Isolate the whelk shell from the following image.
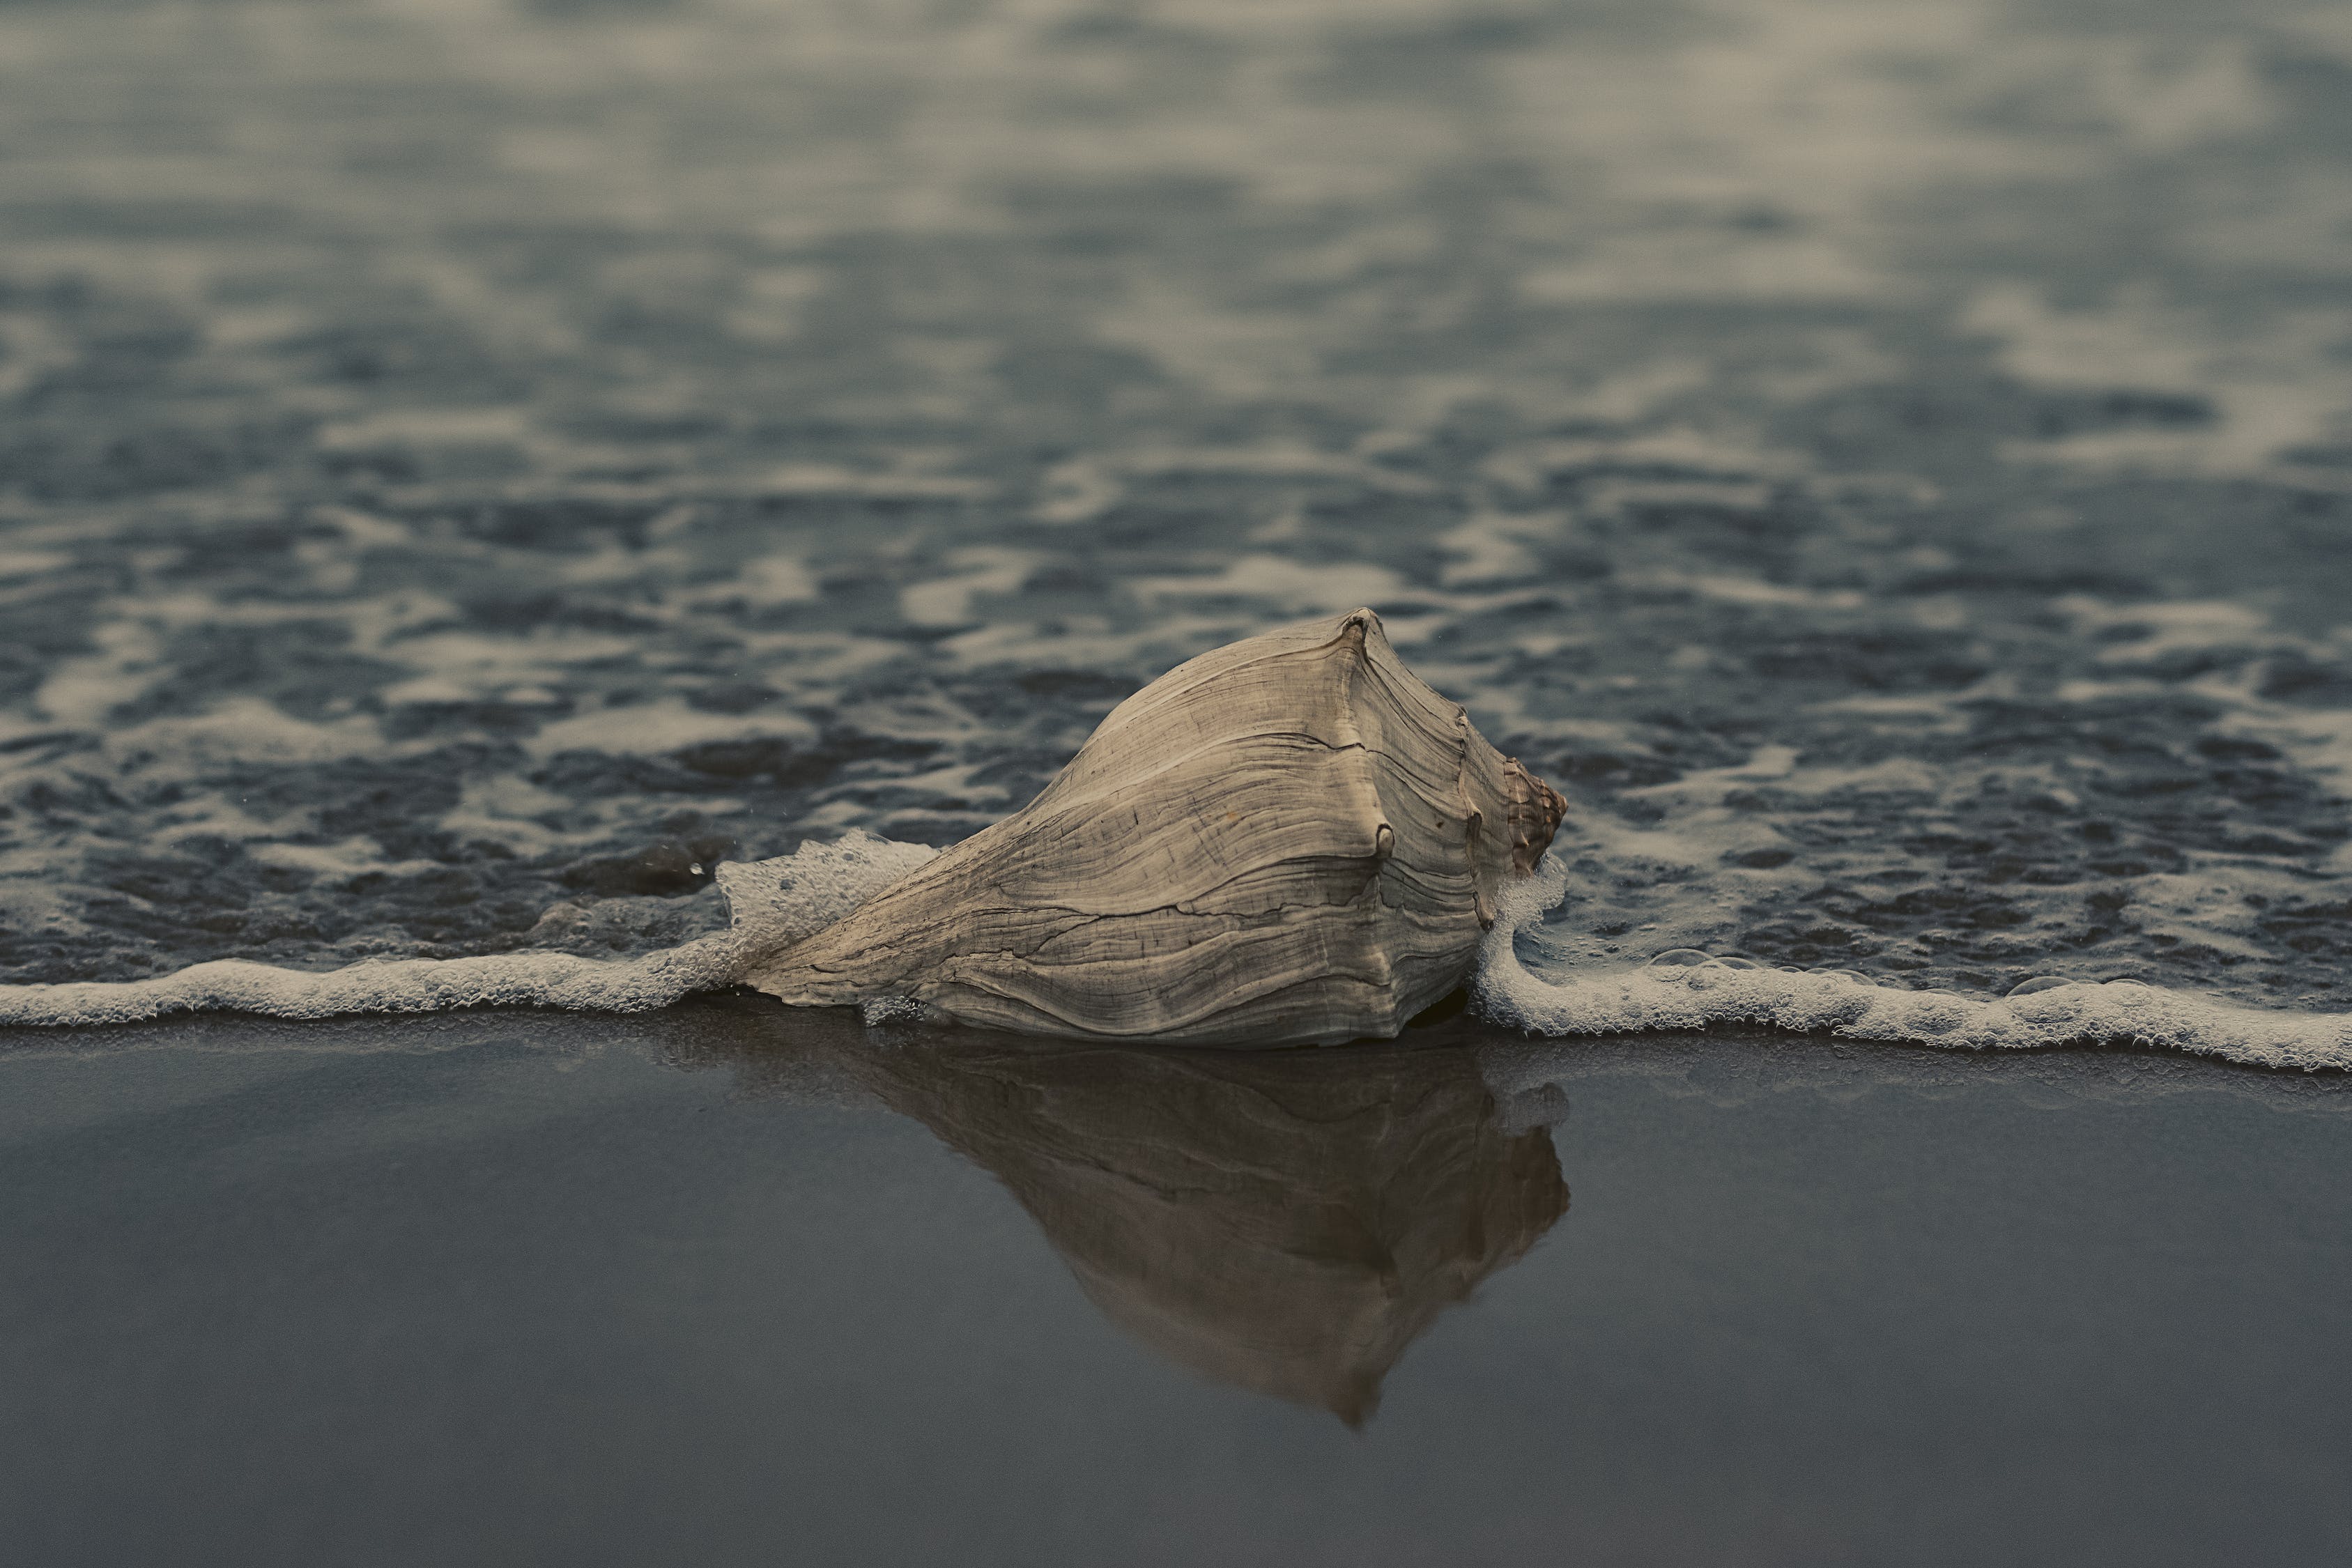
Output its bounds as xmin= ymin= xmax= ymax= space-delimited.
xmin=746 ymin=608 xmax=1567 ymax=1045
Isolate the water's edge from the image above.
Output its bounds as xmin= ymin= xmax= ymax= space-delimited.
xmin=8 ymin=836 xmax=2346 ymax=1073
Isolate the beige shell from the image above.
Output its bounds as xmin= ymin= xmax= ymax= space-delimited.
xmin=746 ymin=608 xmax=1567 ymax=1046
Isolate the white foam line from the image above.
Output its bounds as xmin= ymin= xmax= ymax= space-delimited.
xmin=0 ymin=832 xmax=937 ymax=1031
xmin=1472 ymin=857 xmax=2352 ymax=1074
xmin=9 ymin=835 xmax=2350 ymax=1070
xmin=0 ymin=941 xmax=744 ymax=1029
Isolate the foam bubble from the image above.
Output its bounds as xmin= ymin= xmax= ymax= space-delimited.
xmin=1471 ymin=855 xmax=2352 ymax=1073
xmin=0 ymin=832 xmax=936 ymax=1029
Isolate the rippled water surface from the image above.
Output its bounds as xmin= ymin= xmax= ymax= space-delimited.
xmin=3 ymin=0 xmax=2349 ymax=1015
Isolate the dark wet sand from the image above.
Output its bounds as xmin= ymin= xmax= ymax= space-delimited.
xmin=6 ymin=1005 xmax=2348 ymax=1567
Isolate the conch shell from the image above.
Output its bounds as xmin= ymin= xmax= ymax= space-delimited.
xmin=746 ymin=608 xmax=1566 ymax=1045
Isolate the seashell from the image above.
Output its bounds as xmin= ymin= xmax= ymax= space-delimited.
xmin=745 ymin=608 xmax=1567 ymax=1045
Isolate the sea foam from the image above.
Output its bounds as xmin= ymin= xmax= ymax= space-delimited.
xmin=0 ymin=832 xmax=936 ymax=1029
xmin=6 ymin=835 xmax=2351 ymax=1072
xmin=1472 ymin=855 xmax=2352 ymax=1073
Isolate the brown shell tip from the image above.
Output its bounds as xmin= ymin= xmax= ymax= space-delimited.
xmin=1502 ymin=758 xmax=1567 ymax=875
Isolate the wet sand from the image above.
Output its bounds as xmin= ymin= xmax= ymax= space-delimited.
xmin=6 ymin=1005 xmax=2348 ymax=1567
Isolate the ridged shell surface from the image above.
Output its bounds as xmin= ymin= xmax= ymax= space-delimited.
xmin=745 ymin=608 xmax=1565 ymax=1045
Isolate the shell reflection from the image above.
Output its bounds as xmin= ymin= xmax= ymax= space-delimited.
xmin=703 ymin=1017 xmax=1567 ymax=1427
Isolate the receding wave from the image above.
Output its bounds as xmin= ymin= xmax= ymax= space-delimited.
xmin=1473 ymin=857 xmax=2352 ymax=1073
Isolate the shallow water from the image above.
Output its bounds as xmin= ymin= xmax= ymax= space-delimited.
xmin=1 ymin=0 xmax=2349 ymax=1038
xmin=6 ymin=1005 xmax=2351 ymax=1566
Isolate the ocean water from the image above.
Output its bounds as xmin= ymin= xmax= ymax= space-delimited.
xmin=8 ymin=3 xmax=2352 ymax=1071
xmin=4 ymin=0 xmax=2351 ymax=1063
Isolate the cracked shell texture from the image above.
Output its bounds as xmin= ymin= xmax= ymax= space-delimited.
xmin=746 ymin=609 xmax=1559 ymax=1045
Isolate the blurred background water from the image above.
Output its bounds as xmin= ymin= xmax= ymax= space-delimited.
xmin=1 ymin=0 xmax=2349 ymax=1009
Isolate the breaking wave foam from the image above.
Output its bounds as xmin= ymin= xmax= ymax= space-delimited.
xmin=0 ymin=833 xmax=937 ymax=1029
xmin=1470 ymin=856 xmax=2352 ymax=1073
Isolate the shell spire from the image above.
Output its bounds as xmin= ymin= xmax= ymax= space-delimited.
xmin=746 ymin=608 xmax=1567 ymax=1046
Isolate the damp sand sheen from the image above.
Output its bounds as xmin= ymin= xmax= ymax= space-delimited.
xmin=5 ymin=610 xmax=2349 ymax=1073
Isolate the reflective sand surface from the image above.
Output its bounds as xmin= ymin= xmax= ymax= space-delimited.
xmin=6 ymin=1007 xmax=2349 ymax=1565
